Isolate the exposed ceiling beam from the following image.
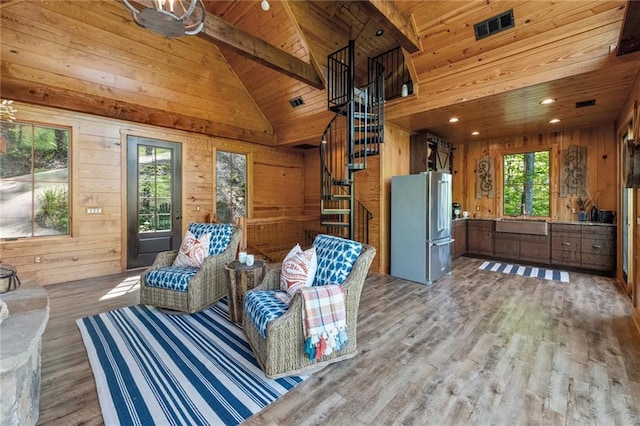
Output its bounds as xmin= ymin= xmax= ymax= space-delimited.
xmin=355 ymin=0 xmax=421 ymax=53
xmin=199 ymin=12 xmax=325 ymax=89
xmin=617 ymin=0 xmax=640 ymax=56
xmin=1 ymin=78 xmax=276 ymax=146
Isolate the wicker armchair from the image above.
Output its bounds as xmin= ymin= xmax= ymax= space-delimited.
xmin=140 ymin=223 xmax=242 ymax=314
xmin=243 ymin=237 xmax=376 ymax=378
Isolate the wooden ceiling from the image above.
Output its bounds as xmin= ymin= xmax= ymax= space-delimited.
xmin=1 ymin=0 xmax=639 ymax=146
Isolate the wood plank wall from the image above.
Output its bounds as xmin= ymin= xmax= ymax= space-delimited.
xmin=0 ymin=0 xmax=274 ymax=145
xmin=616 ymin=70 xmax=640 ymax=309
xmin=451 ymin=124 xmax=618 ymax=222
xmin=0 ymin=103 xmax=306 ymax=286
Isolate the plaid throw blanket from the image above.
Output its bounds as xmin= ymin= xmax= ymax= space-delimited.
xmin=299 ymin=285 xmax=348 ymax=360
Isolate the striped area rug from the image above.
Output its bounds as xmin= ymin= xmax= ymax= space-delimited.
xmin=77 ymin=298 xmax=306 ymax=426
xmin=479 ymin=260 xmax=570 ymax=283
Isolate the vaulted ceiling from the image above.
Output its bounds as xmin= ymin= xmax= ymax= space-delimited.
xmin=1 ymin=0 xmax=639 ymax=147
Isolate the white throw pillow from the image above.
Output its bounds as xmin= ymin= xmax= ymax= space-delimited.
xmin=280 ymin=244 xmax=317 ymax=296
xmin=173 ymin=230 xmax=211 ymax=268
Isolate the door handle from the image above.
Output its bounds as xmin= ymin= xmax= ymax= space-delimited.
xmin=561 ymin=242 xmax=571 ymax=246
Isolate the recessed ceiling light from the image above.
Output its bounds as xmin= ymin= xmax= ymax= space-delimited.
xmin=549 ymin=118 xmax=561 ymax=124
xmin=540 ymin=98 xmax=556 ymax=105
xmin=376 ymin=29 xmax=384 ymax=37
xmin=448 ymin=117 xmax=459 ymax=123
xmin=261 ymin=0 xmax=270 ymax=11
xmin=471 ymin=131 xmax=480 ymax=136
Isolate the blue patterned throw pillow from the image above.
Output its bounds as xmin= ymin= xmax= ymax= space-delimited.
xmin=187 ymin=223 xmax=234 ymax=256
xmin=312 ymin=234 xmax=362 ymax=286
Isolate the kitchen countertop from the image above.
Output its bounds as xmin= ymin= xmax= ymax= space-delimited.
xmin=454 ymin=217 xmax=616 ymax=226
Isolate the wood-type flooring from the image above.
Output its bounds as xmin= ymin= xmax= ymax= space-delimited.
xmin=37 ymin=257 xmax=640 ymax=425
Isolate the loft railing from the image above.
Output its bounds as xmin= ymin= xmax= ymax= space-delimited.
xmin=369 ymin=46 xmax=411 ymax=100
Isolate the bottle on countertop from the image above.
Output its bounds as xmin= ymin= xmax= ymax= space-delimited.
xmin=590 ymin=205 xmax=598 ymax=222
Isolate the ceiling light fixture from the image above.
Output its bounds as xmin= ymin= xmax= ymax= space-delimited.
xmin=448 ymin=117 xmax=459 ymax=123
xmin=471 ymin=131 xmax=480 ymax=136
xmin=121 ymin=0 xmax=206 ymax=38
xmin=376 ymin=29 xmax=384 ymax=37
xmin=261 ymin=0 xmax=270 ymax=11
xmin=549 ymin=118 xmax=561 ymax=124
xmin=540 ymin=98 xmax=556 ymax=105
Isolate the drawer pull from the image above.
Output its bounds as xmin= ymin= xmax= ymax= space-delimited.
xmin=592 ymin=244 xmax=603 ymax=249
xmin=561 ymin=242 xmax=571 ymax=246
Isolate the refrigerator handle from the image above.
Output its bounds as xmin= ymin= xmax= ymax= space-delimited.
xmin=432 ymin=238 xmax=455 ymax=246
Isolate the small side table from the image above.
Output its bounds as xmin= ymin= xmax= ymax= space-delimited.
xmin=225 ymin=260 xmax=266 ymax=323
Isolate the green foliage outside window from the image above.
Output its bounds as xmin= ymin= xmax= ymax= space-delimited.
xmin=0 ymin=121 xmax=70 ymax=238
xmin=503 ymin=151 xmax=550 ymax=217
xmin=216 ymin=151 xmax=246 ymax=223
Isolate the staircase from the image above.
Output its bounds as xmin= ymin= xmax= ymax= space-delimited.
xmin=320 ymin=40 xmax=385 ymax=242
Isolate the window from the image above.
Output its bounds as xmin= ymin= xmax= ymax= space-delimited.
xmin=138 ymin=144 xmax=173 ymax=233
xmin=216 ymin=151 xmax=246 ymax=222
xmin=0 ymin=121 xmax=70 ymax=238
xmin=503 ymin=150 xmax=550 ymax=217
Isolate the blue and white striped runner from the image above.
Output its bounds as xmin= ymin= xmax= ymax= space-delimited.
xmin=77 ymin=299 xmax=305 ymax=426
xmin=479 ymin=261 xmax=569 ymax=283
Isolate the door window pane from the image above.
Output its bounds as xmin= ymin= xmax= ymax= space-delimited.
xmin=138 ymin=145 xmax=172 ymax=233
xmin=216 ymin=151 xmax=246 ymax=223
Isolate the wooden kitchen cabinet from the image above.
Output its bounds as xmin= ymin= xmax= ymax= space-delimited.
xmin=452 ymin=220 xmax=467 ymax=259
xmin=494 ymin=232 xmax=550 ymax=264
xmin=551 ymin=223 xmax=615 ymax=273
xmin=519 ymin=234 xmax=551 ymax=264
xmin=467 ymin=220 xmax=494 ymax=257
xmin=551 ymin=224 xmax=581 ymax=268
xmin=494 ymin=232 xmax=520 ymax=259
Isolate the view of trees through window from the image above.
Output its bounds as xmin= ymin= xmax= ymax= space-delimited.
xmin=216 ymin=151 xmax=246 ymax=223
xmin=503 ymin=150 xmax=550 ymax=217
xmin=0 ymin=121 xmax=70 ymax=238
xmin=138 ymin=145 xmax=172 ymax=233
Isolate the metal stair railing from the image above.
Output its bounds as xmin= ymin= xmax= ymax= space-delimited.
xmin=321 ymin=40 xmax=384 ymax=242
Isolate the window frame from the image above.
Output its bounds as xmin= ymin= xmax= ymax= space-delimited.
xmin=0 ymin=119 xmax=73 ymax=241
xmin=214 ymin=148 xmax=250 ymax=222
xmin=498 ymin=144 xmax=556 ymax=220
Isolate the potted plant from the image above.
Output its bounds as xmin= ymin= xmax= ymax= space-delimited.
xmin=575 ymin=196 xmax=591 ymax=221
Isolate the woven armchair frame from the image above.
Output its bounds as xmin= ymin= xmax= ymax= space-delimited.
xmin=140 ymin=226 xmax=242 ymax=314
xmin=243 ymin=243 xmax=376 ymax=379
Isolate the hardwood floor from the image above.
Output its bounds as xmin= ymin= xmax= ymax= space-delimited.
xmin=38 ymin=257 xmax=640 ymax=425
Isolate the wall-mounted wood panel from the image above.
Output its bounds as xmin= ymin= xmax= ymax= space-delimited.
xmin=0 ymin=103 xmax=306 ymax=286
xmin=0 ymin=0 xmax=274 ymax=144
xmin=451 ymin=123 xmax=617 ymax=222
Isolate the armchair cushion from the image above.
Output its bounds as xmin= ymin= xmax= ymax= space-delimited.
xmin=313 ymin=234 xmax=362 ymax=286
xmin=172 ymin=230 xmax=211 ymax=268
xmin=145 ymin=266 xmax=199 ymax=292
xmin=244 ymin=291 xmax=289 ymax=338
xmin=188 ymin=223 xmax=234 ymax=256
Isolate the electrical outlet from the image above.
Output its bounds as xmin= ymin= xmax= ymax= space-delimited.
xmin=34 ymin=256 xmax=41 ymax=264
xmin=475 ymin=206 xmax=480 ymax=211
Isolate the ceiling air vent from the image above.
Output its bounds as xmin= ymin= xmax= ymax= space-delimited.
xmin=474 ymin=10 xmax=514 ymax=41
xmin=289 ymin=96 xmax=305 ymax=108
xmin=575 ymin=99 xmax=596 ymax=108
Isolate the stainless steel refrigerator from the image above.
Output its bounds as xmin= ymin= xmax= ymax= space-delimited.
xmin=390 ymin=171 xmax=453 ymax=285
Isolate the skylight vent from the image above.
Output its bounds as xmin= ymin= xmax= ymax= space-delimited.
xmin=575 ymin=99 xmax=596 ymax=108
xmin=289 ymin=96 xmax=305 ymax=108
xmin=474 ymin=10 xmax=514 ymax=40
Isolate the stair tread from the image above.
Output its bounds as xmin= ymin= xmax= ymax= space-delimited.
xmin=321 ymin=221 xmax=350 ymax=228
xmin=321 ymin=208 xmax=351 ymax=214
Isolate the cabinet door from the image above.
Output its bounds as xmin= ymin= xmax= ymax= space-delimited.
xmin=494 ymin=233 xmax=520 ymax=259
xmin=452 ymin=220 xmax=467 ymax=259
xmin=520 ymin=234 xmax=550 ymax=264
xmin=467 ymin=221 xmax=494 ymax=256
